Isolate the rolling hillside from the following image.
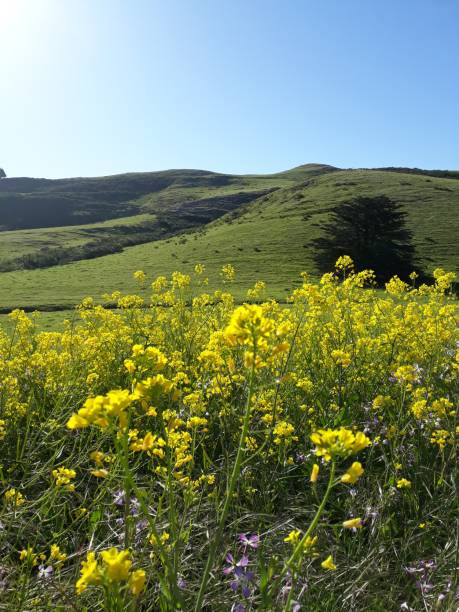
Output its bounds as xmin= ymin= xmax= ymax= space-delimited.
xmin=0 ymin=164 xmax=336 ymax=271
xmin=0 ymin=165 xmax=457 ymax=313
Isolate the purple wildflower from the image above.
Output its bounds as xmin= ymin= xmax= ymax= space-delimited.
xmin=223 ymin=553 xmax=249 ymax=575
xmin=238 ymin=533 xmax=260 ymax=549
xmin=130 ymin=497 xmax=140 ymax=516
xmin=177 ymin=575 xmax=187 ymax=589
xmin=223 ymin=553 xmax=254 ymax=598
xmin=136 ymin=519 xmax=149 ymax=534
xmin=113 ymin=490 xmax=125 ymax=506
xmin=38 ymin=565 xmax=53 ymax=579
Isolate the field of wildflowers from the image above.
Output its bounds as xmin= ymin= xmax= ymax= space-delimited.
xmin=0 ymin=258 xmax=457 ymax=611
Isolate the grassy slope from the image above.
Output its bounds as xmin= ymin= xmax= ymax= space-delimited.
xmin=0 ymin=214 xmax=155 ymax=262
xmin=0 ymin=164 xmax=334 ymax=228
xmin=0 ymin=164 xmax=335 ymax=269
xmin=0 ymin=170 xmax=226 ymax=229
xmin=0 ymin=309 xmax=77 ymax=332
xmin=0 ymin=168 xmax=457 ymax=311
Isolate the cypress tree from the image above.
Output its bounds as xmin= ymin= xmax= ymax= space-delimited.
xmin=312 ymin=195 xmax=419 ymax=283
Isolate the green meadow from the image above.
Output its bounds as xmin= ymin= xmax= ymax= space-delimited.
xmin=0 ymin=166 xmax=457 ymax=316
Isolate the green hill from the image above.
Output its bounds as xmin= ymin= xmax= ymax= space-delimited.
xmin=0 ymin=165 xmax=457 ymax=313
xmin=0 ymin=164 xmax=337 ymax=231
xmin=0 ymin=164 xmax=336 ymax=271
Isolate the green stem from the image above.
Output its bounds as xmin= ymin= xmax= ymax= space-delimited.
xmin=193 ymin=352 xmax=257 ymax=612
xmin=241 ymin=313 xmax=305 ymax=469
xmin=271 ymin=462 xmax=336 ymax=601
xmin=283 ymin=568 xmax=297 ymax=611
xmin=115 ymin=427 xmax=184 ymax=608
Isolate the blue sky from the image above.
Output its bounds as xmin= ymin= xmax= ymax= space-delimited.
xmin=1 ymin=0 xmax=458 ymax=178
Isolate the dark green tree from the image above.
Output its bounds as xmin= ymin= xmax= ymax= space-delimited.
xmin=0 ymin=168 xmax=6 ymax=179
xmin=312 ymin=195 xmax=420 ymax=284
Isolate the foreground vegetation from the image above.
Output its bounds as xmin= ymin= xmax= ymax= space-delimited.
xmin=0 ymin=259 xmax=457 ymax=610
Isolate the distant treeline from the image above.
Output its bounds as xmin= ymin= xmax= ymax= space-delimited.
xmin=377 ymin=167 xmax=459 ymax=181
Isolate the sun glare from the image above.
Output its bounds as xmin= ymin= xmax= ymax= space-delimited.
xmin=0 ymin=0 xmax=22 ymax=23
xmin=0 ymin=0 xmax=28 ymax=36
xmin=0 ymin=0 xmax=55 ymax=55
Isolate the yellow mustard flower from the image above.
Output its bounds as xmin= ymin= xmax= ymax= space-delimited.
xmin=100 ymin=548 xmax=132 ymax=582
xmin=76 ymin=551 xmax=101 ymax=594
xmin=129 ymin=569 xmax=147 ymax=596
xmin=284 ymin=529 xmax=301 ymax=545
xmin=396 ymin=478 xmax=411 ymax=489
xmin=342 ymin=517 xmax=363 ymax=529
xmin=310 ymin=463 xmax=320 ymax=483
xmin=52 ymin=467 xmax=76 ymax=491
xmin=4 ymin=488 xmax=25 ymax=507
xmin=340 ymin=462 xmax=364 ymax=484
xmin=321 ymin=555 xmax=337 ymax=570
xmin=311 ymin=428 xmax=370 ymax=461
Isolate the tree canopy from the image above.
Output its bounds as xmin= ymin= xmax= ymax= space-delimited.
xmin=312 ymin=195 xmax=419 ymax=283
xmin=0 ymin=168 xmax=6 ymax=179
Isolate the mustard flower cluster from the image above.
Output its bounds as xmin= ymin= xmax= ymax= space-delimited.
xmin=310 ymin=428 xmax=371 ymax=461
xmin=0 ymin=259 xmax=457 ymax=609
xmin=76 ymin=548 xmax=146 ymax=596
